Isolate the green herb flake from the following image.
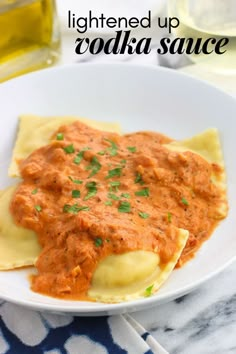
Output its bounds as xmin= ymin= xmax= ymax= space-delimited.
xmin=74 ymin=180 xmax=83 ymax=185
xmin=118 ymin=201 xmax=131 ymax=213
xmin=181 ymin=197 xmax=189 ymax=206
xmin=98 ymin=150 xmax=106 ymax=156
xmin=105 ymin=139 xmax=118 ymax=156
xmin=63 ymin=144 xmax=75 ymax=154
xmin=121 ymin=193 xmax=130 ymax=199
xmin=135 ymin=188 xmax=150 ymax=197
xmin=120 ymin=159 xmax=127 ymax=164
xmin=145 ymin=284 xmax=154 ymax=297
xmin=106 ymin=167 xmax=122 ymax=179
xmin=74 ymin=150 xmax=85 ymax=165
xmin=72 ymin=190 xmax=81 ymax=198
xmin=63 ymin=204 xmax=90 ymax=214
xmin=31 ymin=188 xmax=38 ymax=195
xmin=109 ymin=181 xmax=121 ymax=192
xmin=68 ymin=176 xmax=83 ymax=184
xmin=74 ymin=153 xmax=83 ymax=165
xmin=135 ymin=172 xmax=144 ymax=185
xmin=94 ymin=237 xmax=103 ymax=247
xmin=73 ymin=147 xmax=91 ymax=165
xmin=104 ymin=200 xmax=113 ymax=206
xmin=86 ymin=156 xmax=102 ymax=177
xmin=139 ymin=212 xmax=149 ymax=219
xmin=56 ymin=133 xmax=64 ymax=141
xmin=108 ymin=193 xmax=120 ymax=201
xmin=167 ymin=212 xmax=172 ymax=223
xmin=127 ymin=146 xmax=137 ymax=153
xmin=34 ymin=205 xmax=42 ymax=212
xmin=84 ymin=181 xmax=97 ymax=200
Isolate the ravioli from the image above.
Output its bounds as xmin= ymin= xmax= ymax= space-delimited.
xmin=88 ymin=228 xmax=188 ymax=303
xmin=0 ymin=185 xmax=41 ymax=270
xmin=164 ymin=128 xmax=227 ymax=219
xmin=9 ymin=115 xmax=121 ymax=177
xmin=2 ymin=117 xmax=227 ymax=303
xmin=3 ymin=116 xmax=121 ymax=271
xmin=165 ymin=128 xmax=224 ymax=166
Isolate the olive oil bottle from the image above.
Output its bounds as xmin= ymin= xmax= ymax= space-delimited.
xmin=168 ymin=0 xmax=236 ymax=73
xmin=0 ymin=0 xmax=60 ymax=82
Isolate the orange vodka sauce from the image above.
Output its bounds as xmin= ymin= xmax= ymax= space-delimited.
xmin=10 ymin=122 xmax=225 ymax=299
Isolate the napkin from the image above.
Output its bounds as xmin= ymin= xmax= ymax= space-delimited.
xmin=0 ymin=301 xmax=168 ymax=354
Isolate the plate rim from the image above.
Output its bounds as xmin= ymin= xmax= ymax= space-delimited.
xmin=0 ymin=258 xmax=235 ymax=316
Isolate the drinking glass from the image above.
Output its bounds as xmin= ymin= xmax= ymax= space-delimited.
xmin=0 ymin=0 xmax=60 ymax=82
xmin=168 ymin=0 xmax=236 ymax=73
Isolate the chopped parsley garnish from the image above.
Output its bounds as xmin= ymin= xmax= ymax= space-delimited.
xmin=181 ymin=197 xmax=189 ymax=206
xmin=86 ymin=156 xmax=102 ymax=177
xmin=135 ymin=172 xmax=144 ymax=185
xmin=108 ymin=193 xmax=120 ymax=201
xmin=34 ymin=205 xmax=42 ymax=212
xmin=118 ymin=201 xmax=131 ymax=213
xmin=31 ymin=188 xmax=38 ymax=195
xmin=139 ymin=212 xmax=149 ymax=219
xmin=104 ymin=200 xmax=112 ymax=206
xmin=167 ymin=212 xmax=172 ymax=223
xmin=127 ymin=146 xmax=137 ymax=153
xmin=135 ymin=188 xmax=150 ymax=197
xmin=72 ymin=190 xmax=81 ymax=198
xmin=120 ymin=159 xmax=126 ymax=164
xmin=145 ymin=284 xmax=154 ymax=297
xmin=105 ymin=139 xmax=118 ymax=156
xmin=109 ymin=181 xmax=120 ymax=192
xmin=74 ymin=152 xmax=84 ymax=165
xmin=73 ymin=147 xmax=91 ymax=165
xmin=106 ymin=167 xmax=122 ymax=179
xmin=63 ymin=204 xmax=90 ymax=214
xmin=94 ymin=237 xmax=103 ymax=247
xmin=56 ymin=133 xmax=64 ymax=141
xmin=98 ymin=150 xmax=106 ymax=155
xmin=63 ymin=144 xmax=75 ymax=154
xmin=68 ymin=176 xmax=83 ymax=184
xmin=97 ymin=140 xmax=118 ymax=157
xmin=121 ymin=193 xmax=130 ymax=199
xmin=84 ymin=181 xmax=97 ymax=200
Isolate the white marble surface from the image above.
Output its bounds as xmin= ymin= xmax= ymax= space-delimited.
xmin=131 ymin=260 xmax=236 ymax=354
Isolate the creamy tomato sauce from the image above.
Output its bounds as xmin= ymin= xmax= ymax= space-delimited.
xmin=10 ymin=122 xmax=225 ymax=299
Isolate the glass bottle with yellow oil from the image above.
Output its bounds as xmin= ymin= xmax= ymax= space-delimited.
xmin=0 ymin=0 xmax=60 ymax=82
xmin=168 ymin=0 xmax=236 ymax=73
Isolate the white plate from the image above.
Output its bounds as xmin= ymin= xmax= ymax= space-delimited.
xmin=0 ymin=63 xmax=236 ymax=316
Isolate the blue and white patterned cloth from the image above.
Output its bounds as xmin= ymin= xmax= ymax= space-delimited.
xmin=0 ymin=301 xmax=167 ymax=354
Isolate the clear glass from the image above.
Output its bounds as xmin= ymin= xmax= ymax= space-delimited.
xmin=0 ymin=0 xmax=61 ymax=82
xmin=168 ymin=0 xmax=236 ymax=73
